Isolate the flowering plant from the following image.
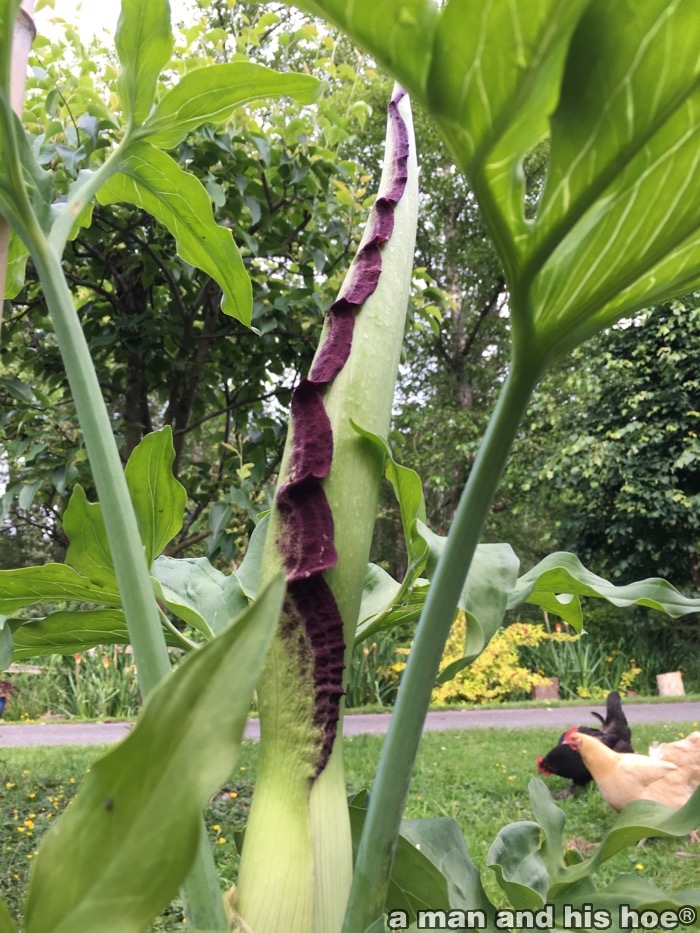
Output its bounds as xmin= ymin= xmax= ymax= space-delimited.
xmin=1 ymin=0 xmax=700 ymax=930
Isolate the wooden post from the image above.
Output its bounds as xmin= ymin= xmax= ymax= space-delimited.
xmin=532 ymin=677 xmax=559 ymax=700
xmin=0 ymin=1 xmax=36 ymax=327
xmin=656 ymin=671 xmax=685 ymax=696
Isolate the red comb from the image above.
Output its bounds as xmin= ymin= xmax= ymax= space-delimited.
xmin=563 ymin=727 xmax=580 ymax=746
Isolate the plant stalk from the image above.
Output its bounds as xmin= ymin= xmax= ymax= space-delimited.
xmin=30 ymin=236 xmax=172 ymax=694
xmin=48 ymin=132 xmax=134 ymax=253
xmin=342 ymin=356 xmax=542 ymax=932
xmin=0 ymin=0 xmax=34 ymax=328
xmin=29 ymin=236 xmax=227 ymax=931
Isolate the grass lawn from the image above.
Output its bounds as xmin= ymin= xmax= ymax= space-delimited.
xmin=1 ymin=721 xmax=699 ymax=929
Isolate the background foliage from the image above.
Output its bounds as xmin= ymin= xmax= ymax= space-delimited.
xmin=2 ymin=0 xmax=698 ymax=703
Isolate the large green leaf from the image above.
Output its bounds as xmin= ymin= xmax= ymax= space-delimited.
xmin=96 ymin=142 xmax=252 ymax=325
xmin=0 ymin=111 xmax=53 ymax=237
xmin=115 ymin=0 xmax=173 ymax=126
xmin=352 ymin=423 xmax=428 ymax=566
xmin=428 ymin=0 xmax=589 ymax=275
xmin=509 ymin=551 xmax=700 ymax=625
xmin=140 ymin=62 xmax=321 ymax=149
xmin=526 ymin=0 xmax=700 ymax=355
xmin=349 ymin=794 xmax=450 ymax=923
xmin=348 ymin=428 xmax=519 ymax=662
xmin=487 ymin=822 xmax=549 ymax=911
xmin=296 ymin=0 xmax=587 ymax=277
xmin=293 ymin=0 xmax=700 ymax=364
xmin=0 ymin=563 xmax=120 ymax=614
xmin=8 ymin=608 xmax=180 ymax=659
xmin=3 ymin=231 xmax=28 ymax=299
xmin=9 ymin=609 xmax=128 ymax=658
xmin=350 ymin=427 xmax=434 ymax=645
xmin=235 ymin=512 xmax=269 ymax=600
xmin=151 ymin=555 xmax=248 ymax=639
xmin=552 ymin=874 xmax=700 ymax=933
xmin=63 ymin=484 xmax=117 ymax=589
xmin=399 ymin=818 xmax=497 ymax=927
xmin=420 ymin=528 xmax=520 ymax=682
xmin=355 ymin=568 xmax=428 ymax=645
xmin=23 ymin=575 xmax=284 ymax=933
xmin=0 ymin=896 xmax=16 ymax=933
xmin=553 ymin=784 xmax=700 ymax=896
xmin=124 ymin=426 xmax=186 ymax=565
xmin=526 ymin=777 xmax=566 ymax=884
xmin=0 ymin=618 xmax=12 ymax=670
xmin=294 ymin=0 xmax=439 ymax=101
xmin=356 ymin=564 xmax=401 ymax=629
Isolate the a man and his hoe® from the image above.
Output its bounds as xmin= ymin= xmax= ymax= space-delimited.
xmin=386 ymin=903 xmax=698 ymax=930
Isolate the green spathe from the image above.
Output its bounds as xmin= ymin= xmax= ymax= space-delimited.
xmin=234 ymin=89 xmax=419 ymax=933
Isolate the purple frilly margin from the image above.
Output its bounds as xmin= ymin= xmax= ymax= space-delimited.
xmin=275 ymin=88 xmax=410 ymax=776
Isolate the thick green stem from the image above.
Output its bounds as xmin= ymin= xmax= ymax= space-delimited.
xmin=31 ymin=236 xmax=171 ymax=694
xmin=30 ymin=236 xmax=227 ymax=932
xmin=48 ymin=133 xmax=133 ymax=253
xmin=342 ymin=357 xmax=542 ymax=932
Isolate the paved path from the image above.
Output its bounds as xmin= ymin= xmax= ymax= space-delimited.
xmin=0 ymin=702 xmax=698 ymax=748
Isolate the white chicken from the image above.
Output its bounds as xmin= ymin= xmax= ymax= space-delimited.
xmin=563 ymin=728 xmax=700 ymax=812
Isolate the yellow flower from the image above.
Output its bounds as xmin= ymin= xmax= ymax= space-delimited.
xmin=212 ymin=824 xmax=221 ymax=832
xmin=5 ymin=782 xmax=14 ymax=789
xmin=635 ymin=863 xmax=644 ymax=870
xmin=218 ymin=838 xmax=226 ymax=845
xmin=17 ymin=827 xmax=25 ymax=833
xmin=230 ymin=792 xmax=237 ymax=799
xmin=22 ymin=770 xmax=29 ymax=775
xmin=69 ymin=778 xmax=76 ymax=784
xmin=25 ymin=820 xmax=34 ymax=830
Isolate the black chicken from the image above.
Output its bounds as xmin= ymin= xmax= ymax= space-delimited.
xmin=536 ymin=691 xmax=633 ymax=797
